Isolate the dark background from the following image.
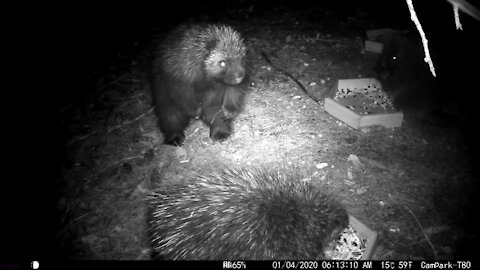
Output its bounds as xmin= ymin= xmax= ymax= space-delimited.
xmin=56 ymin=0 xmax=478 ymax=110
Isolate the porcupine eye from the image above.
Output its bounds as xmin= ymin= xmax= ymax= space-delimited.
xmin=388 ymin=55 xmax=399 ymax=70
xmin=391 ymin=55 xmax=397 ymax=63
xmin=219 ymin=60 xmax=226 ymax=68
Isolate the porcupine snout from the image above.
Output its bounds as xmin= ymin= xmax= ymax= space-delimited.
xmin=224 ymin=60 xmax=245 ymax=85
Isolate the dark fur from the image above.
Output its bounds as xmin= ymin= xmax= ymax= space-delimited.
xmin=149 ymin=24 xmax=249 ymax=146
xmin=376 ymin=34 xmax=437 ymax=113
xmin=148 ymin=167 xmax=349 ymax=260
xmin=374 ymin=33 xmax=459 ymax=125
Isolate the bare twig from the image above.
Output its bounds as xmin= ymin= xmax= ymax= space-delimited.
xmin=453 ymin=4 xmax=464 ymax=30
xmin=56 ymin=212 xmax=90 ymax=239
xmin=65 ymin=108 xmax=154 ymax=147
xmin=106 ymin=107 xmax=154 ymax=133
xmin=405 ymin=206 xmax=438 ymax=259
xmin=315 ymin=38 xmax=342 ymax=43
xmin=406 ymin=0 xmax=437 ymax=77
xmin=446 ymin=0 xmax=480 ymax=21
xmin=79 ymin=154 xmax=143 ymax=192
xmin=261 ymin=51 xmax=321 ymax=104
xmin=93 ymin=155 xmax=142 ymax=179
xmin=97 ymin=74 xmax=130 ymax=93
xmin=188 ymin=127 xmax=201 ymax=138
xmin=73 ymin=212 xmax=89 ymax=222
xmin=66 ymin=130 xmax=100 ymax=147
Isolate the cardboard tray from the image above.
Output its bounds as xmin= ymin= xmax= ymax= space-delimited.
xmin=349 ymin=215 xmax=378 ymax=260
xmin=324 ymin=78 xmax=403 ymax=129
xmin=364 ymin=28 xmax=398 ymax=53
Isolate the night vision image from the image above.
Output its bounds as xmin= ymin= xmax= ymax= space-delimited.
xmin=10 ymin=0 xmax=480 ymax=266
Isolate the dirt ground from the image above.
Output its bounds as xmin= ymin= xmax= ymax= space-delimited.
xmin=55 ymin=2 xmax=479 ymax=261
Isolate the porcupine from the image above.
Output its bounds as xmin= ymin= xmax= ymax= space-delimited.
xmin=147 ymin=167 xmax=349 ymax=260
xmin=148 ymin=23 xmax=249 ymax=146
xmin=375 ymin=33 xmax=437 ymax=110
xmin=374 ymin=32 xmax=459 ymax=125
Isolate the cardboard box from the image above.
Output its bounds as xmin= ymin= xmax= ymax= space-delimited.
xmin=365 ymin=40 xmax=383 ymax=53
xmin=324 ymin=78 xmax=403 ymax=129
xmin=349 ymin=215 xmax=378 ymax=260
xmin=364 ymin=28 xmax=398 ymax=53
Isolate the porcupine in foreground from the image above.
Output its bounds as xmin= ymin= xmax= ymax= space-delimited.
xmin=148 ymin=23 xmax=249 ymax=146
xmin=147 ymin=167 xmax=349 ymax=260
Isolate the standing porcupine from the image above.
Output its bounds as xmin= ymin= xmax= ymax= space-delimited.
xmin=147 ymin=168 xmax=349 ymax=260
xmin=149 ymin=23 xmax=249 ymax=146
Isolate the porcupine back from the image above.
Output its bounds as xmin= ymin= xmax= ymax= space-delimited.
xmin=148 ymin=167 xmax=349 ymax=260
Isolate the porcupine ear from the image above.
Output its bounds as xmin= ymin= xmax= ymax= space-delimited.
xmin=205 ymin=39 xmax=218 ymax=52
